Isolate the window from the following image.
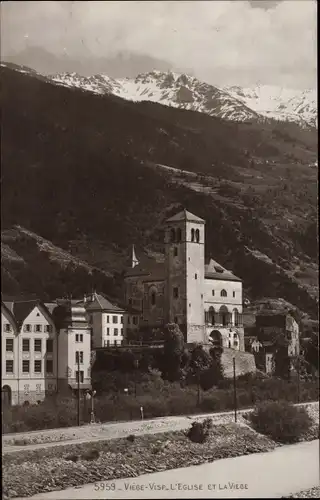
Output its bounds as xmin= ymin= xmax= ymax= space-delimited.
xmin=121 ymin=328 xmax=123 ymax=335
xmin=44 ymin=325 xmax=52 ymax=333
xmin=221 ymin=289 xmax=227 ymax=297
xmin=133 ymin=316 xmax=138 ymax=325
xmin=75 ymin=334 xmax=79 ymax=342
xmin=120 ymin=316 xmax=123 ymax=324
xmin=212 ymin=290 xmax=215 ymax=296
xmin=6 ymin=339 xmax=14 ymax=352
xmin=106 ymin=315 xmax=110 ymax=323
xmin=34 ymin=360 xmax=42 ymax=373
xmin=22 ymin=360 xmax=30 ymax=373
xmin=35 ymin=324 xmax=42 ymax=332
xmin=170 ymin=228 xmax=176 ymax=242
xmin=177 ymin=228 xmax=182 ymax=242
xmin=128 ymin=299 xmax=132 ymax=306
xmin=191 ymin=228 xmax=195 ymax=242
xmin=76 ymin=371 xmax=84 ymax=383
xmin=195 ymin=229 xmax=200 ymax=243
xmin=6 ymin=360 xmax=13 ymax=373
xmin=75 ymin=351 xmax=83 ymax=363
xmin=34 ymin=339 xmax=42 ymax=352
xmin=4 ymin=323 xmax=12 ymax=332
xmin=114 ymin=328 xmax=119 ymax=336
xmin=75 ymin=334 xmax=83 ymax=342
xmin=46 ymin=360 xmax=53 ymax=373
xmin=22 ymin=339 xmax=30 ymax=352
xmin=195 ymin=273 xmax=197 ymax=279
xmin=173 ymin=287 xmax=179 ymax=298
xmin=113 ymin=316 xmax=118 ymax=324
xmin=174 ymin=247 xmax=178 ymax=257
xmin=151 ymin=292 xmax=156 ymax=306
xmin=24 ymin=324 xmax=31 ymax=332
xmin=128 ymin=317 xmax=131 ymax=325
xmin=107 ymin=328 xmax=110 ymax=335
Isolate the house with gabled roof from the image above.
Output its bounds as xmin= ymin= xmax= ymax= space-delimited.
xmin=84 ymin=292 xmax=126 ymax=348
xmin=2 ymin=298 xmax=91 ymax=406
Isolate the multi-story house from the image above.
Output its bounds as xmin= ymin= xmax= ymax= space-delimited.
xmin=84 ymin=292 xmax=126 ymax=347
xmin=124 ymin=209 xmax=245 ymax=350
xmin=1 ymin=299 xmax=91 ymax=406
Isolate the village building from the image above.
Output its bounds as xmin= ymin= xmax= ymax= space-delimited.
xmin=1 ymin=299 xmax=91 ymax=406
xmin=124 ymin=209 xmax=245 ymax=350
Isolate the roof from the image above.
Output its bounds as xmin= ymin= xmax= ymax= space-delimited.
xmin=166 ymin=209 xmax=205 ymax=224
xmin=125 ymin=260 xmax=165 ymax=280
xmin=85 ymin=293 xmax=124 ymax=313
xmin=204 ymin=259 xmax=241 ymax=282
xmin=2 ymin=300 xmax=54 ymax=327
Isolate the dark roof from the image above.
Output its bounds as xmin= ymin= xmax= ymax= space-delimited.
xmin=85 ymin=293 xmax=124 ymax=312
xmin=3 ymin=300 xmax=53 ymax=327
xmin=204 ymin=259 xmax=241 ymax=282
xmin=166 ymin=209 xmax=205 ymax=224
xmin=125 ymin=260 xmax=165 ymax=281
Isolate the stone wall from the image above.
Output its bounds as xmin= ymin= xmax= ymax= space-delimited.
xmin=221 ymin=348 xmax=256 ymax=378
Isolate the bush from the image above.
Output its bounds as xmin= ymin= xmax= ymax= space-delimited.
xmin=249 ymin=400 xmax=312 ymax=443
xmin=186 ymin=418 xmax=213 ymax=443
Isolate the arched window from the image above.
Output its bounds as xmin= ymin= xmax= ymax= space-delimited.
xmin=151 ymin=291 xmax=156 ymax=306
xmin=177 ymin=228 xmax=182 ymax=242
xmin=233 ymin=308 xmax=240 ymax=326
xmin=170 ymin=228 xmax=176 ymax=242
xmin=221 ymin=289 xmax=227 ymax=297
xmin=191 ymin=228 xmax=195 ymax=242
xmin=195 ymin=229 xmax=200 ymax=243
xmin=219 ymin=306 xmax=229 ymax=327
xmin=209 ymin=306 xmax=215 ymax=325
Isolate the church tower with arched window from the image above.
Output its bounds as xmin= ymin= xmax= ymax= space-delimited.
xmin=164 ymin=209 xmax=206 ymax=343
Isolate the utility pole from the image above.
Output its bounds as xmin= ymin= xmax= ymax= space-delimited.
xmin=77 ymin=353 xmax=81 ymax=427
xmin=233 ymin=357 xmax=237 ymax=423
xmin=297 ymin=356 xmax=300 ymax=403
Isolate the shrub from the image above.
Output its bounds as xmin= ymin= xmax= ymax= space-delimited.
xmin=126 ymin=434 xmax=135 ymax=442
xmin=186 ymin=418 xmax=213 ymax=443
xmin=82 ymin=449 xmax=100 ymax=461
xmin=249 ymin=400 xmax=312 ymax=443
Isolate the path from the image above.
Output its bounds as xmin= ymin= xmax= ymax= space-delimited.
xmin=15 ymin=440 xmax=320 ymax=499
xmin=3 ymin=402 xmax=317 ymax=454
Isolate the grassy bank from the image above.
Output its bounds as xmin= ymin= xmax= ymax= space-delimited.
xmin=3 ymin=376 xmax=318 ymax=434
xmin=3 ymin=423 xmax=276 ymax=499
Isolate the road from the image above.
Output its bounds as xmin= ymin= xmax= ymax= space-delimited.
xmin=3 ymin=402 xmax=317 ymax=454
xmin=15 ymin=440 xmax=320 ymax=499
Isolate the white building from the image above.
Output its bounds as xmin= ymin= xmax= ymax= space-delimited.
xmin=85 ymin=292 xmax=126 ymax=347
xmin=1 ymin=299 xmax=91 ymax=406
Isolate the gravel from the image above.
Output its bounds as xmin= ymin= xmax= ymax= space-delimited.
xmin=286 ymin=486 xmax=320 ymax=498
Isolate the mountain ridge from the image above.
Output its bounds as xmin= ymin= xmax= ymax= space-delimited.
xmin=49 ymin=69 xmax=317 ymax=128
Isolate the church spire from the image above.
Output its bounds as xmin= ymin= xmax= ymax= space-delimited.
xmin=132 ymin=245 xmax=139 ymax=268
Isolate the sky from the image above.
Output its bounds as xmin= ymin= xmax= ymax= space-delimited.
xmin=0 ymin=0 xmax=317 ymax=89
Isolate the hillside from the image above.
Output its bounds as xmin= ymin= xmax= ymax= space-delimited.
xmin=0 ymin=65 xmax=318 ymax=317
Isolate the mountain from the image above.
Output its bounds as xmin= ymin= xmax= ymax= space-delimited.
xmin=48 ymin=70 xmax=317 ymax=128
xmin=1 ymin=64 xmax=318 ymax=317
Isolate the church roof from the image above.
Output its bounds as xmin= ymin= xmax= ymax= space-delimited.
xmin=166 ymin=209 xmax=205 ymax=223
xmin=204 ymin=259 xmax=241 ymax=282
xmin=125 ymin=261 xmax=165 ymax=281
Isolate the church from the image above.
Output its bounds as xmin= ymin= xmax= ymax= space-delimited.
xmin=124 ymin=209 xmax=245 ymax=351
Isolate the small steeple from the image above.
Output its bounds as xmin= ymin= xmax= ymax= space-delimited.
xmin=132 ymin=245 xmax=139 ymax=268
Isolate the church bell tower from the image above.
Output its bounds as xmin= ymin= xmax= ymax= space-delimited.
xmin=164 ymin=209 xmax=205 ymax=343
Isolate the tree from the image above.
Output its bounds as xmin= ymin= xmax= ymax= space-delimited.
xmin=161 ymin=323 xmax=185 ymax=381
